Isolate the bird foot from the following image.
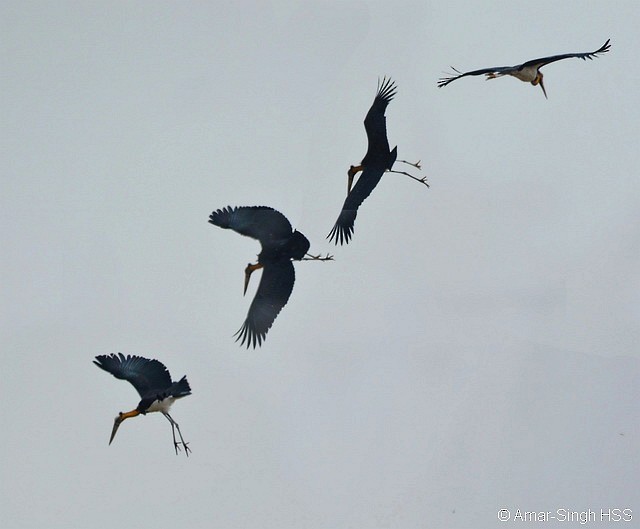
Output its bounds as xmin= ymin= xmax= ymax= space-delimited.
xmin=398 ymin=159 xmax=422 ymax=170
xmin=417 ymin=176 xmax=430 ymax=187
xmin=174 ymin=441 xmax=191 ymax=457
xmin=388 ymin=170 xmax=430 ymax=188
xmin=303 ymin=253 xmax=334 ymax=261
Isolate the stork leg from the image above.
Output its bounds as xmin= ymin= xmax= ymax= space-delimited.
xmin=387 ymin=169 xmax=430 ymax=188
xmin=302 ymin=253 xmax=334 ymax=261
xmin=162 ymin=412 xmax=191 ymax=457
xmin=347 ymin=165 xmax=363 ymax=195
xmin=396 ymin=159 xmax=422 ymax=170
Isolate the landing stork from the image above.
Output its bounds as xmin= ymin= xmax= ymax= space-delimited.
xmin=94 ymin=353 xmax=192 ymax=456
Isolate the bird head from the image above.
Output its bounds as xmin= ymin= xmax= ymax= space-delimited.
xmin=109 ymin=409 xmax=140 ymax=445
xmin=532 ymin=72 xmax=547 ymax=99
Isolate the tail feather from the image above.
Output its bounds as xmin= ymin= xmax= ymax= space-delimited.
xmin=170 ymin=375 xmax=192 ymax=398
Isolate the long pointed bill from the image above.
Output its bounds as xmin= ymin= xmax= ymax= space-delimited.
xmin=243 ymin=263 xmax=263 ymax=295
xmin=539 ymin=77 xmax=547 ymax=99
xmin=347 ymin=165 xmax=362 ymax=195
xmin=109 ymin=410 xmax=140 ymax=445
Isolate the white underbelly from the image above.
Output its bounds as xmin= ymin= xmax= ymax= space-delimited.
xmin=146 ymin=396 xmax=175 ymax=413
xmin=512 ymin=66 xmax=538 ymax=83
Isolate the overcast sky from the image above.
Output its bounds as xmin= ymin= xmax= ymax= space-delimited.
xmin=2 ymin=1 xmax=639 ymax=528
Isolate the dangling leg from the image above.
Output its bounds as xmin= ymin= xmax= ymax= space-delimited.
xmin=163 ymin=412 xmax=191 ymax=456
xmin=302 ymin=253 xmax=334 ymax=261
xmin=162 ymin=412 xmax=180 ymax=454
xmin=171 ymin=417 xmax=191 ymax=456
xmin=396 ymin=159 xmax=422 ymax=170
xmin=387 ymin=169 xmax=430 ymax=188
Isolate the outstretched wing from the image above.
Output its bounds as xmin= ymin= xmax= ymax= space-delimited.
xmin=327 ymin=166 xmax=385 ymax=245
xmin=235 ymin=260 xmax=295 ymax=348
xmin=437 ymin=65 xmax=516 ymax=87
xmin=94 ymin=353 xmax=173 ymax=397
xmin=520 ymin=39 xmax=611 ymax=69
xmin=363 ymin=77 xmax=397 ymax=157
xmin=209 ymin=206 xmax=294 ymax=247
xmin=438 ymin=39 xmax=611 ymax=88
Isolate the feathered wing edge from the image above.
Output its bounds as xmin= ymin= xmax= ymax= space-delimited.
xmin=438 ymin=39 xmax=611 ymax=88
xmin=327 ymin=166 xmax=386 ymax=246
xmin=521 ymin=38 xmax=611 ymax=69
xmin=93 ymin=353 xmax=174 ymax=397
xmin=208 ymin=206 xmax=294 ymax=245
xmin=364 ymin=77 xmax=397 ymax=152
xmin=234 ymin=260 xmax=296 ymax=348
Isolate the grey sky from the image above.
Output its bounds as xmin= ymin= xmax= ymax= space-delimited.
xmin=2 ymin=1 xmax=638 ymax=528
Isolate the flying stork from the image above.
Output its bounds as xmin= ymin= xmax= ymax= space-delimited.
xmin=328 ymin=77 xmax=427 ymax=246
xmin=437 ymin=39 xmax=611 ymax=98
xmin=94 ymin=353 xmax=192 ymax=456
xmin=209 ymin=205 xmax=332 ymax=348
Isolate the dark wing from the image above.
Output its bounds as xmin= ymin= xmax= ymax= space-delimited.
xmin=94 ymin=353 xmax=173 ymax=396
xmin=520 ymin=39 xmax=611 ymax=69
xmin=363 ymin=77 xmax=397 ymax=156
xmin=209 ymin=206 xmax=294 ymax=247
xmin=235 ymin=260 xmax=295 ymax=348
xmin=438 ymin=39 xmax=611 ymax=87
xmin=437 ymin=65 xmax=516 ymax=87
xmin=327 ymin=166 xmax=385 ymax=245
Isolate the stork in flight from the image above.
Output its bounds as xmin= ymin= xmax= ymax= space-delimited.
xmin=437 ymin=39 xmax=611 ymax=98
xmin=328 ymin=77 xmax=427 ymax=246
xmin=209 ymin=205 xmax=332 ymax=348
xmin=94 ymin=353 xmax=192 ymax=456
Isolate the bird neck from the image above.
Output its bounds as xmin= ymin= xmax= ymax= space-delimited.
xmin=120 ymin=409 xmax=141 ymax=420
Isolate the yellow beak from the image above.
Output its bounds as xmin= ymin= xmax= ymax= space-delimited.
xmin=539 ymin=78 xmax=547 ymax=99
xmin=109 ymin=410 xmax=140 ymax=445
xmin=243 ymin=263 xmax=263 ymax=295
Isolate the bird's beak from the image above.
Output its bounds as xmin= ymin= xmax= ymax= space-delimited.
xmin=347 ymin=165 xmax=362 ymax=195
xmin=109 ymin=410 xmax=140 ymax=445
xmin=538 ymin=74 xmax=547 ymax=99
xmin=243 ymin=263 xmax=263 ymax=295
xmin=347 ymin=166 xmax=356 ymax=195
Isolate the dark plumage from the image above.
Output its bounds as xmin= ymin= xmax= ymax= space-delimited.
xmin=208 ymin=206 xmax=310 ymax=348
xmin=94 ymin=353 xmax=191 ymax=455
xmin=437 ymin=39 xmax=611 ymax=98
xmin=328 ymin=77 xmax=426 ymax=245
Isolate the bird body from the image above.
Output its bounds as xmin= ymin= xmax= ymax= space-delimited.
xmin=437 ymin=39 xmax=611 ymax=98
xmin=136 ymin=381 xmax=189 ymax=414
xmin=144 ymin=396 xmax=177 ymax=414
xmin=258 ymin=229 xmax=310 ymax=263
xmin=507 ymin=65 xmax=539 ymax=83
xmin=94 ymin=353 xmax=192 ymax=456
xmin=328 ymin=77 xmax=426 ymax=245
xmin=329 ymin=78 xmax=397 ymax=245
xmin=209 ymin=205 xmax=311 ymax=348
